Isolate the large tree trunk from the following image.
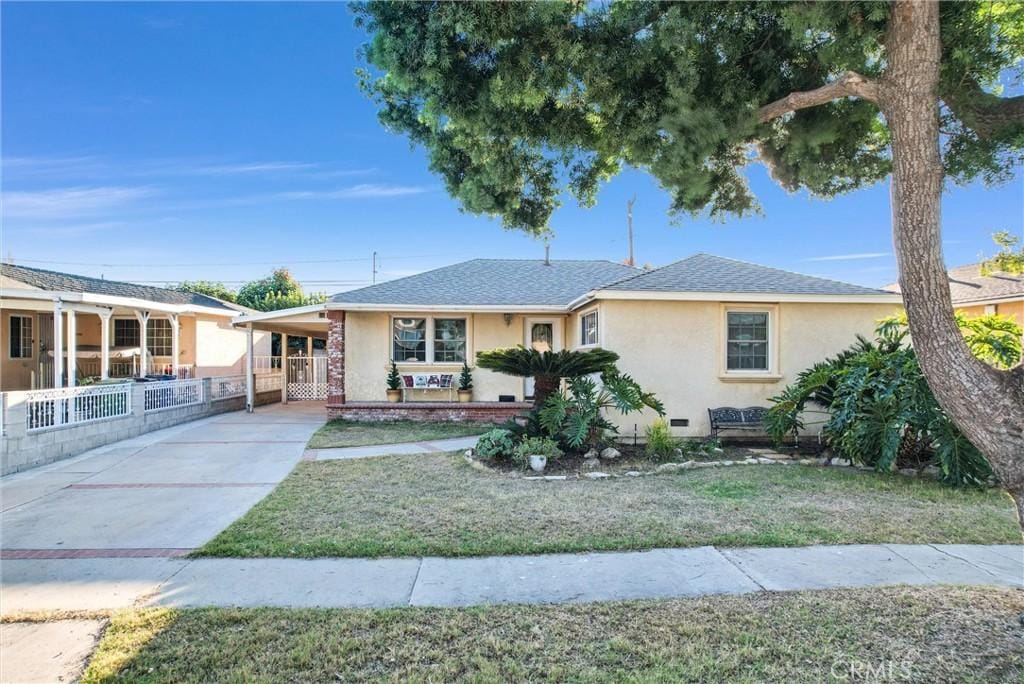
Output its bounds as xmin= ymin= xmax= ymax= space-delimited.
xmin=882 ymin=0 xmax=1024 ymax=527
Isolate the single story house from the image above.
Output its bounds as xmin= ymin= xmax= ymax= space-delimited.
xmin=1 ymin=263 xmax=271 ymax=391
xmin=885 ymin=262 xmax=1023 ymax=324
xmin=235 ymin=254 xmax=902 ymax=436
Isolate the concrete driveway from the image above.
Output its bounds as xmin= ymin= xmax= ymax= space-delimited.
xmin=1 ymin=401 xmax=324 ymax=612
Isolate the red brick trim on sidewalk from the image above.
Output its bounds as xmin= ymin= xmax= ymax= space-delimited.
xmin=2 ymin=548 xmax=192 ymax=559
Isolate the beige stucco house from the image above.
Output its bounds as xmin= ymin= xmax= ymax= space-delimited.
xmin=885 ymin=262 xmax=1023 ymax=324
xmin=0 ymin=263 xmax=270 ymax=391
xmin=236 ymin=254 xmax=902 ymax=436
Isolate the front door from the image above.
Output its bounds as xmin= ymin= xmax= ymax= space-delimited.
xmin=523 ymin=319 xmax=561 ymax=400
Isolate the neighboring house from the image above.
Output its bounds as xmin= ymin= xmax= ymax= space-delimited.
xmin=0 ymin=263 xmax=271 ymax=391
xmin=884 ymin=263 xmax=1024 ymax=324
xmin=236 ymin=254 xmax=901 ymax=436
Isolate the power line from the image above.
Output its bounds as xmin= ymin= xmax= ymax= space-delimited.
xmin=6 ymin=252 xmax=470 ymax=268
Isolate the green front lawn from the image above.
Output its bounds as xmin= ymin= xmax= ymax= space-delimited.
xmin=81 ymin=587 xmax=1024 ymax=683
xmin=306 ymin=419 xmax=492 ymax=449
xmin=197 ymin=452 xmax=1020 ymax=559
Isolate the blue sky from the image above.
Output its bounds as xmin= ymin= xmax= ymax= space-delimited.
xmin=2 ymin=2 xmax=1021 ymax=294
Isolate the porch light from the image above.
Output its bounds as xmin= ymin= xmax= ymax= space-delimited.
xmin=503 ymin=313 xmax=513 ymax=326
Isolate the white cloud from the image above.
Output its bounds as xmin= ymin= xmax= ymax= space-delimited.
xmin=803 ymin=252 xmax=890 ymax=262
xmin=2 ymin=186 xmax=155 ymax=219
xmin=277 ymin=184 xmax=431 ymax=200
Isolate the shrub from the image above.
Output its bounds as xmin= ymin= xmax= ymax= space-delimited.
xmin=767 ymin=313 xmax=1021 ymax=487
xmin=512 ymin=436 xmax=563 ymax=469
xmin=474 ymin=429 xmax=516 ymax=461
xmin=644 ymin=418 xmax=679 ymax=461
xmin=539 ymin=367 xmax=664 ymax=452
xmin=458 ymin=362 xmax=473 ymax=391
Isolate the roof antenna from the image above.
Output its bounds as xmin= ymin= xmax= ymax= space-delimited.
xmin=372 ymin=251 xmax=379 ymax=284
xmin=544 ymin=240 xmax=551 ymax=266
xmin=626 ymin=195 xmax=637 ymax=267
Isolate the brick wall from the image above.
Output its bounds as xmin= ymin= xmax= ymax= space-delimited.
xmin=328 ymin=401 xmax=531 ymax=424
xmin=327 ymin=310 xmax=345 ymax=405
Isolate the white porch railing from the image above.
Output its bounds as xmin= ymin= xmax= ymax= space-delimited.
xmin=253 ymin=356 xmax=282 ymax=373
xmin=209 ymin=375 xmax=247 ymax=400
xmin=143 ymin=379 xmax=204 ymax=413
xmin=26 ymin=383 xmax=133 ymax=432
xmin=34 ymin=360 xmax=195 ymax=388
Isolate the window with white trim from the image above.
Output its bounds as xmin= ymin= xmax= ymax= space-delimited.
xmin=580 ymin=310 xmax=599 ymax=346
xmin=114 ymin=319 xmax=140 ymax=347
xmin=147 ymin=318 xmax=173 ymax=356
xmin=113 ymin=318 xmax=172 ymax=356
xmin=433 ymin=318 xmax=466 ymax=363
xmin=726 ymin=311 xmax=769 ymax=371
xmin=9 ymin=315 xmax=32 ymax=359
xmin=393 ymin=318 xmax=427 ymax=362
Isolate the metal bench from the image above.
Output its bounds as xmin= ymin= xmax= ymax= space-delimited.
xmin=401 ymin=373 xmax=455 ymax=402
xmin=707 ymin=406 xmax=768 ymax=439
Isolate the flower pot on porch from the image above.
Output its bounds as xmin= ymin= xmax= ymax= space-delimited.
xmin=457 ymin=389 xmax=472 ymax=403
xmin=529 ymin=455 xmax=547 ymax=472
xmin=386 ymin=389 xmax=402 ymax=403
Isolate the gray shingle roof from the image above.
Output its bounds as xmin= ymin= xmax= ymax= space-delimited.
xmin=332 ymin=259 xmax=639 ymax=307
xmin=1 ymin=263 xmax=237 ymax=311
xmin=883 ymin=263 xmax=1023 ymax=304
xmin=604 ymin=253 xmax=892 ymax=296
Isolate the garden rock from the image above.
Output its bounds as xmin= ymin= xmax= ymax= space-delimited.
xmin=600 ymin=447 xmax=621 ymax=460
xmin=624 ymin=471 xmax=644 ymax=477
xmin=582 ymin=458 xmax=601 ymax=470
xmin=672 ymin=448 xmax=684 ymax=459
xmin=585 ymin=472 xmax=610 ymax=479
xmin=584 ymin=448 xmax=600 ymax=460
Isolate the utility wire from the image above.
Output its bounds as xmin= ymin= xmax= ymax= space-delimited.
xmin=6 ymin=253 xmax=469 ymax=268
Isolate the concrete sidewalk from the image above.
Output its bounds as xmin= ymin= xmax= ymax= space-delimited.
xmin=3 ymin=543 xmax=1020 ymax=613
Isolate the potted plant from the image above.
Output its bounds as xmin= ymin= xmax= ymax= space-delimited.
xmin=513 ymin=436 xmax=563 ymax=473
xmin=386 ymin=361 xmax=402 ymax=403
xmin=457 ymin=362 xmax=473 ymax=403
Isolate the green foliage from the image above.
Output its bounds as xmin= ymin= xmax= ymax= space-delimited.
xmin=980 ymin=230 xmax=1024 ymax=276
xmin=476 ymin=346 xmax=620 ymax=407
xmin=474 ymin=429 xmax=516 ymax=461
xmin=458 ymin=362 xmax=473 ymax=391
xmin=237 ymin=268 xmax=327 ymax=312
xmin=175 ymin=280 xmax=237 ymax=303
xmin=355 ymin=1 xmax=1022 ymax=233
xmin=767 ymin=313 xmax=1021 ymax=487
xmin=512 ymin=436 xmax=563 ymax=469
xmin=386 ymin=361 xmax=402 ymax=390
xmin=645 ymin=418 xmax=680 ymax=462
xmin=539 ymin=367 xmax=664 ymax=451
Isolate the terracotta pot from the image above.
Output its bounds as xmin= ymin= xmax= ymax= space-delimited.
xmin=386 ymin=389 xmax=402 ymax=403
xmin=457 ymin=389 xmax=472 ymax=403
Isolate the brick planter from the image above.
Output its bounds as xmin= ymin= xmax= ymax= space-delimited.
xmin=328 ymin=401 xmax=531 ymax=424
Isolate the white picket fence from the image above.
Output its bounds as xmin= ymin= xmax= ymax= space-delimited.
xmin=143 ymin=379 xmax=205 ymax=413
xmin=26 ymin=383 xmax=133 ymax=432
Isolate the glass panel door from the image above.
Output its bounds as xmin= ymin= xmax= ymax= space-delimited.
xmin=524 ymin=321 xmax=556 ymax=399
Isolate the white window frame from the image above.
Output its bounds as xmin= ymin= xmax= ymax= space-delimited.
xmin=432 ymin=317 xmax=468 ymax=364
xmin=391 ymin=315 xmax=470 ymax=365
xmin=8 ymin=314 xmax=33 ymax=360
xmin=113 ymin=316 xmax=140 ymax=348
xmin=147 ymin=318 xmax=173 ymax=357
xmin=720 ymin=304 xmax=780 ymax=378
xmin=579 ymin=307 xmax=599 ymax=347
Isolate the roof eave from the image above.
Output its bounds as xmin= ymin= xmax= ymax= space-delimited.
xmin=325 ymin=302 xmax=570 ymax=313
xmin=589 ymin=289 xmax=904 ymax=304
xmin=0 ymin=287 xmax=237 ymax=316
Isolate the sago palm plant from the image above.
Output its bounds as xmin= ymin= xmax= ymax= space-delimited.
xmin=476 ymin=346 xmax=619 ymax=409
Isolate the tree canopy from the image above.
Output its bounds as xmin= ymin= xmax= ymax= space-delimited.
xmin=236 ymin=268 xmax=327 ymax=312
xmin=981 ymin=230 xmax=1024 ymax=275
xmin=175 ymin=280 xmax=237 ymax=303
xmin=355 ymin=1 xmax=1023 ymax=233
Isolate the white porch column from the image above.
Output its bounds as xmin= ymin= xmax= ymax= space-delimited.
xmin=245 ymin=324 xmax=255 ymax=413
xmin=135 ymin=310 xmax=150 ymax=377
xmin=169 ymin=314 xmax=180 ymax=378
xmin=99 ymin=310 xmax=112 ymax=380
xmin=53 ymin=300 xmax=65 ymax=389
xmin=66 ymin=309 xmax=77 ymax=388
xmin=281 ymin=333 xmax=289 ymax=404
